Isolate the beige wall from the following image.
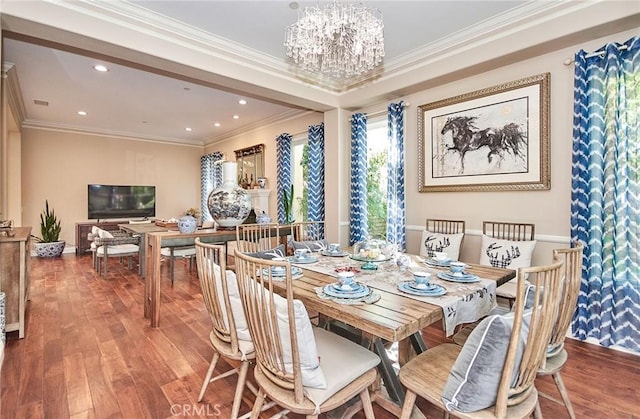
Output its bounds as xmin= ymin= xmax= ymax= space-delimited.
xmin=21 ymin=128 xmax=203 ymax=246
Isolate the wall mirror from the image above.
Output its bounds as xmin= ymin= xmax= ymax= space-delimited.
xmin=235 ymin=144 xmax=265 ymax=188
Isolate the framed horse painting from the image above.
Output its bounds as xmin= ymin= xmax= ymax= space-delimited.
xmin=417 ymin=73 xmax=550 ymax=192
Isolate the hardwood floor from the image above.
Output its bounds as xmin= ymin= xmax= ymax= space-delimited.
xmin=1 ymin=254 xmax=638 ymax=418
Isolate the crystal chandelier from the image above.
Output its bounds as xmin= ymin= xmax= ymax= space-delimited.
xmin=284 ymin=1 xmax=384 ymax=78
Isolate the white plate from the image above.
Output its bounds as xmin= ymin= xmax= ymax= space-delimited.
xmin=323 ymin=283 xmax=371 ymax=299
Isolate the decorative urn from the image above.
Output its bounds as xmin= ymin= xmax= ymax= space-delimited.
xmin=177 ymin=215 xmax=197 ymax=234
xmin=207 ymin=161 xmax=252 ymax=230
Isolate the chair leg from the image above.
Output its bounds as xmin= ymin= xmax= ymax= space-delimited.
xmin=250 ymin=389 xmax=266 ymax=419
xmin=170 ymin=257 xmax=175 ymax=285
xmin=534 ymin=400 xmax=543 ymax=419
xmin=399 ymin=389 xmax=417 ymax=419
xmin=359 ymin=388 xmax=375 ymax=419
xmin=553 ymin=371 xmax=576 ymax=419
xmin=230 ymin=361 xmax=250 ymax=419
xmin=198 ymin=352 xmax=220 ymax=402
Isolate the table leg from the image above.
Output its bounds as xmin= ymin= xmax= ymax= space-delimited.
xmin=373 ymin=338 xmax=405 ymax=404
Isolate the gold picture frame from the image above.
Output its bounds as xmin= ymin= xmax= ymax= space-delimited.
xmin=418 ymin=73 xmax=550 ymax=192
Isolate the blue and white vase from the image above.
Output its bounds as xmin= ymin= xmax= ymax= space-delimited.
xmin=178 ymin=215 xmax=197 ymax=233
xmin=256 ymin=211 xmax=271 ymax=224
xmin=207 ymin=161 xmax=252 ymax=230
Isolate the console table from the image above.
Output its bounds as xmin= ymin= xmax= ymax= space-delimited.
xmin=144 ymin=226 xmax=292 ymax=327
xmin=0 ymin=227 xmax=31 ymax=338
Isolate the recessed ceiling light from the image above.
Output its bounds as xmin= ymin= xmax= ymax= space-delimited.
xmin=185 ymin=127 xmax=192 ymax=132
xmin=77 ymin=111 xmax=87 ymax=116
xmin=214 ymin=122 xmax=221 ymax=127
xmin=238 ymin=99 xmax=247 ymax=105
xmin=93 ymin=65 xmax=108 ymax=72
xmin=233 ymin=115 xmax=239 ymax=119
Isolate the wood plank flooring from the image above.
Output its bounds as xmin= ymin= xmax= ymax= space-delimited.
xmin=1 ymin=254 xmax=638 ymax=418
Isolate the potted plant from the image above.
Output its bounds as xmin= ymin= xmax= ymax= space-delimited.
xmin=34 ymin=200 xmax=65 ymax=257
xmin=282 ymin=184 xmax=295 ymax=224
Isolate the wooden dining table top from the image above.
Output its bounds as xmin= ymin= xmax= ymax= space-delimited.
xmin=278 ymin=259 xmax=515 ymax=343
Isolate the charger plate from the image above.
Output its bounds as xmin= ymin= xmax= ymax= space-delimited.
xmin=398 ymin=281 xmax=447 ymax=297
xmin=320 ymin=250 xmax=349 ymax=257
xmin=322 ymin=282 xmax=371 ymax=299
xmin=437 ymin=271 xmax=480 ymax=283
xmin=424 ymin=258 xmax=452 ymax=267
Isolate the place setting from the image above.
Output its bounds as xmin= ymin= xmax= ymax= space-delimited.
xmin=287 ymin=248 xmax=319 ymax=264
xmin=436 ymin=261 xmax=480 ymax=283
xmin=316 ymin=271 xmax=380 ymax=304
xmin=423 ymin=251 xmax=453 ymax=268
xmin=320 ymin=243 xmax=349 ymax=257
xmin=397 ymin=271 xmax=447 ymax=297
xmin=263 ymin=258 xmax=304 ymax=280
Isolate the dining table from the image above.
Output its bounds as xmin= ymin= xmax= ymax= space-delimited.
xmin=278 ymin=251 xmax=515 ymax=416
xmin=143 ymin=225 xmax=292 ymax=328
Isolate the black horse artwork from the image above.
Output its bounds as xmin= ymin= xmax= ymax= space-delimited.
xmin=440 ymin=116 xmax=528 ymax=173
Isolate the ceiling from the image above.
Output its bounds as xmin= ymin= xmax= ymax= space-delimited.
xmin=1 ymin=1 xmax=637 ymax=146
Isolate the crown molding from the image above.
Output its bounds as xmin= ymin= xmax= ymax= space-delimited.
xmin=3 ymin=62 xmax=26 ymax=126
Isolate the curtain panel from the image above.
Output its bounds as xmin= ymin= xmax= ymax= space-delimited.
xmin=307 ymin=124 xmax=325 ymax=234
xmin=386 ymin=102 xmax=406 ymax=252
xmin=350 ymin=113 xmax=368 ymax=245
xmin=200 ymin=151 xmax=223 ymax=221
xmin=276 ymin=133 xmax=293 ymax=224
xmin=571 ymin=36 xmax=639 ymax=351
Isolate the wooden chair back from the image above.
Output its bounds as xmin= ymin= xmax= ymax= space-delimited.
xmin=234 ymin=250 xmax=305 ymax=403
xmin=494 ymin=260 xmax=564 ymax=418
xmin=292 ymin=220 xmax=325 ymax=241
xmin=235 ymin=223 xmax=281 ymax=252
xmin=426 ymin=219 xmax=465 ymax=234
xmin=547 ymin=241 xmax=584 ymax=358
xmin=483 ymin=221 xmax=535 ymax=241
xmin=194 ymin=239 xmax=238 ymax=354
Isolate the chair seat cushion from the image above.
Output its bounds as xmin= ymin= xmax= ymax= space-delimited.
xmin=291 ymin=239 xmax=329 ymax=252
xmin=303 ymin=327 xmax=380 ymax=408
xmin=96 ymin=244 xmax=139 ymax=255
xmin=161 ymin=247 xmax=196 ymax=258
xmin=441 ymin=310 xmax=531 ymax=413
xmin=419 ymin=230 xmax=464 ymax=261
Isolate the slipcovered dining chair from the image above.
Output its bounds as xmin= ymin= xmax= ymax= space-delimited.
xmin=420 ymin=219 xmax=466 ymax=261
xmin=481 ymin=221 xmax=536 ymax=306
xmin=233 ymin=250 xmax=380 ymax=419
xmin=398 ymin=260 xmax=564 ymax=419
xmin=161 ymin=246 xmax=196 ymax=284
xmin=536 ymin=241 xmax=584 ymax=419
xmin=93 ymin=228 xmax=140 ymax=277
xmin=195 ymin=239 xmax=273 ymax=419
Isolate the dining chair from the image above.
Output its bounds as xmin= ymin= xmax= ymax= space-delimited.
xmin=235 ymin=223 xmax=282 ymax=253
xmin=293 ymin=220 xmax=325 ymax=242
xmin=398 ymin=259 xmax=564 ymax=419
xmin=233 ymin=250 xmax=380 ymax=419
xmin=536 ymin=241 xmax=584 ymax=419
xmin=94 ymin=229 xmax=140 ymax=277
xmin=482 ymin=221 xmax=536 ymax=306
xmin=194 ymin=239 xmax=264 ymax=419
xmin=161 ymin=245 xmax=196 ymax=284
xmin=426 ymin=218 xmax=466 ymax=234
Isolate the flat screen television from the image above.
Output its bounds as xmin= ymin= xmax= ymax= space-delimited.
xmin=88 ymin=184 xmax=156 ymax=220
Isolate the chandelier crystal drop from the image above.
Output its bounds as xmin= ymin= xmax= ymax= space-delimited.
xmin=284 ymin=1 xmax=384 ymax=78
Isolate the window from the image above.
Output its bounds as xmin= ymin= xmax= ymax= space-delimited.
xmin=367 ymin=117 xmax=388 ymax=239
xmin=291 ymin=134 xmax=308 ymax=222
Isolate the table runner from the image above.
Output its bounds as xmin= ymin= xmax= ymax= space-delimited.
xmin=293 ymin=253 xmax=497 ymax=336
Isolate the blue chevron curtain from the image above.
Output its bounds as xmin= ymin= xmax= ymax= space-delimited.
xmin=571 ymin=36 xmax=639 ymax=351
xmin=350 ymin=113 xmax=369 ymax=245
xmin=307 ymin=124 xmax=325 ymax=236
xmin=276 ymin=133 xmax=293 ymax=224
xmin=200 ymin=151 xmax=224 ymax=222
xmin=386 ymin=102 xmax=406 ymax=252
